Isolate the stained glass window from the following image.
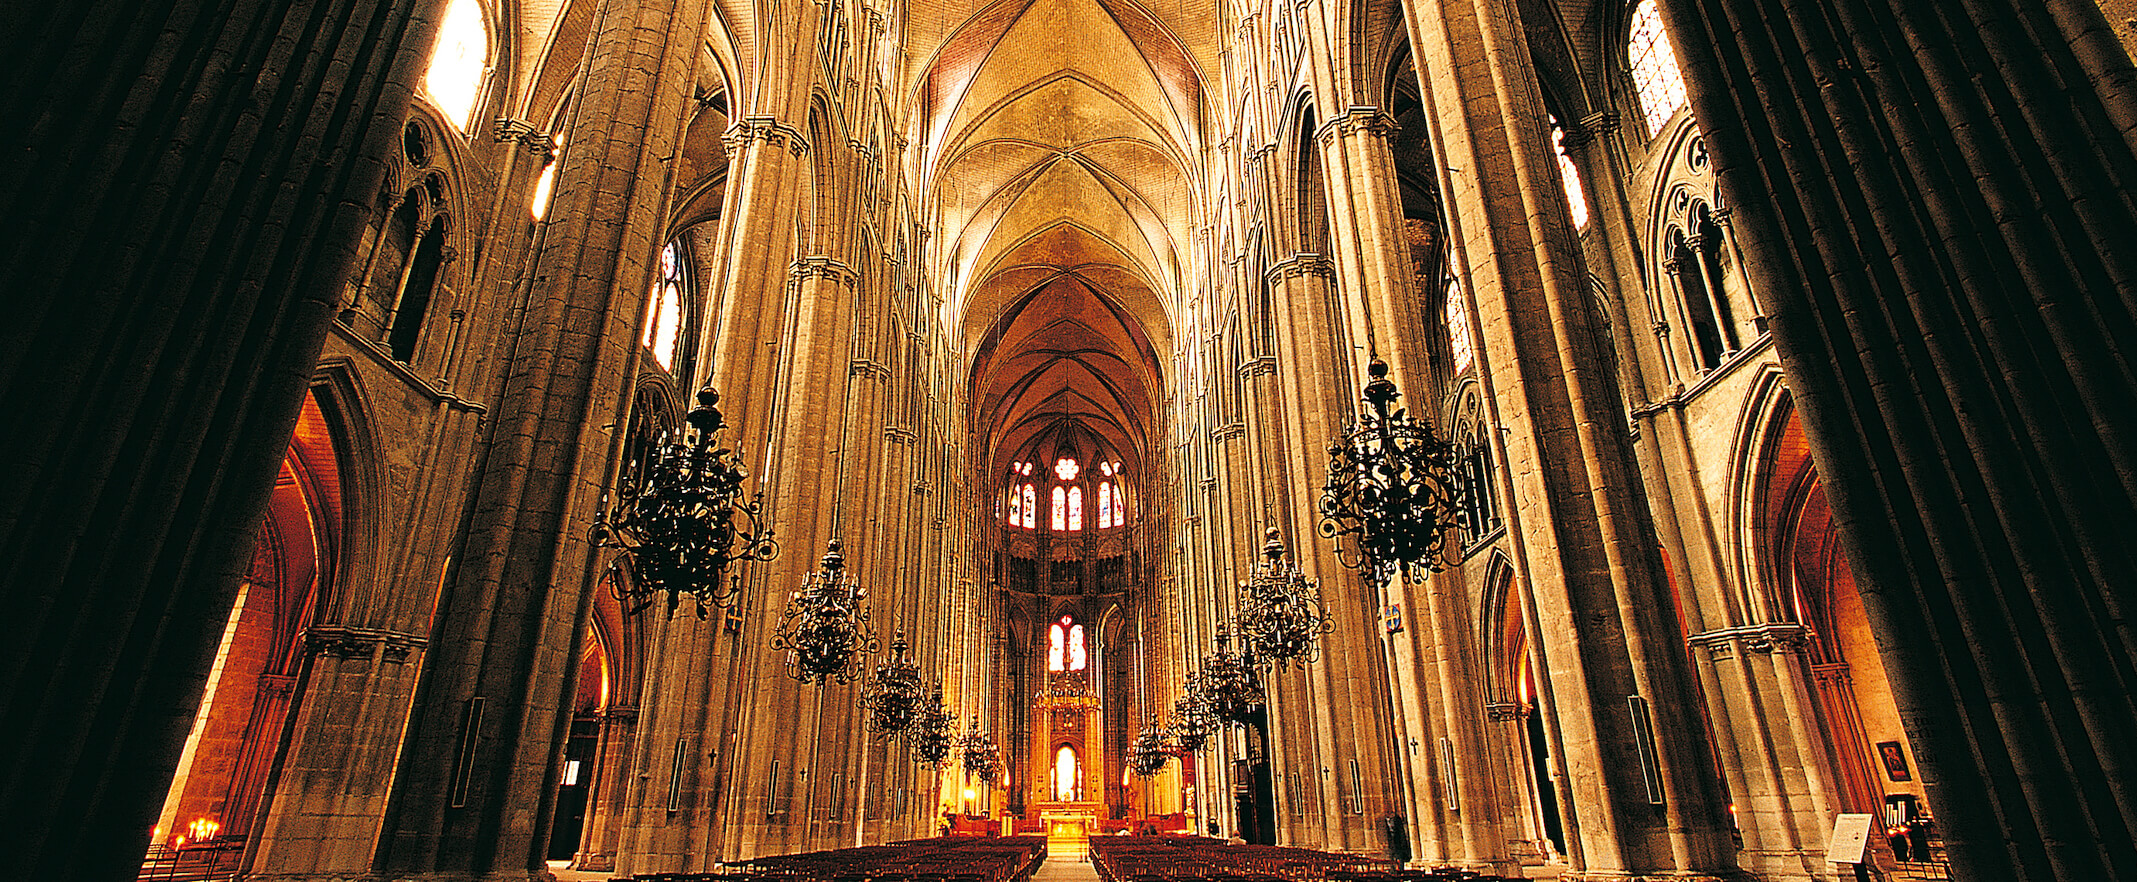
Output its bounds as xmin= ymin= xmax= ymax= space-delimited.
xmin=1067 ymin=486 xmax=1083 ymax=531
xmin=1007 ymin=484 xmax=1023 ymax=527
xmin=1022 ymin=485 xmax=1036 ymax=530
xmin=1098 ymin=481 xmax=1114 ymax=528
xmin=1446 ymin=274 xmax=1475 ymax=374
xmin=1051 ymin=487 xmax=1067 ymax=531
xmin=1629 ymin=0 xmax=1688 ymax=137
xmin=642 ymin=243 xmax=684 ymax=370
xmin=422 ymin=0 xmax=488 ymax=132
xmin=1068 ymin=623 xmax=1087 ymax=670
xmin=1054 ymin=458 xmax=1080 ymax=481
xmin=1048 ymin=622 xmax=1065 ymax=671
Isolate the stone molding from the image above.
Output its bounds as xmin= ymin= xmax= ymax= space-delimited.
xmin=850 ymin=358 xmax=891 ymax=379
xmin=304 ymin=625 xmax=428 ymax=664
xmin=1315 ymin=105 xmax=1398 ymax=143
xmin=723 ymin=116 xmax=810 ymax=156
xmin=884 ymin=426 xmax=917 ymax=444
xmin=1237 ymin=356 xmax=1277 ymax=378
xmin=1265 ymin=252 xmax=1334 ymax=283
xmin=1210 ymin=423 xmax=1245 ymax=442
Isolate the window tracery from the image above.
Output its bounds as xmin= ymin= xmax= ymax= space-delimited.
xmin=1628 ymin=0 xmax=1688 ymax=137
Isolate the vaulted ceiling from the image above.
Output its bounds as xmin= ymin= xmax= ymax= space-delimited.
xmin=907 ymin=0 xmax=1210 ymax=478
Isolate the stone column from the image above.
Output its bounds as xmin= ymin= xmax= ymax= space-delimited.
xmin=1662 ymin=0 xmax=2137 ymax=878
xmin=374 ymin=0 xmax=709 ymax=872
xmin=0 ymin=0 xmax=437 ymax=877
xmin=1401 ymin=0 xmax=1740 ymax=877
xmin=1315 ymin=102 xmax=1519 ymax=874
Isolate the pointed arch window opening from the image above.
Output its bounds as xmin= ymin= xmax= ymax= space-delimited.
xmin=1048 ymin=621 xmax=1066 ymax=671
xmin=1067 ymin=486 xmax=1083 ymax=531
xmin=1098 ymin=481 xmax=1114 ymax=528
xmin=421 ymin=0 xmax=488 ymax=132
xmin=643 ymin=242 xmax=686 ymax=371
xmin=1022 ymin=484 xmax=1036 ymax=530
xmin=1629 ymin=0 xmax=1689 ymax=137
xmin=1050 ymin=487 xmax=1067 ymax=531
xmin=1446 ymin=273 xmax=1475 ymax=374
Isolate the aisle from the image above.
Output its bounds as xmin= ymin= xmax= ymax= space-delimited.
xmin=1030 ymin=853 xmax=1102 ymax=881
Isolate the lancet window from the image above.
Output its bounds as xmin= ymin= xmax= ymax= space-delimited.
xmin=1628 ymin=0 xmax=1688 ymax=137
xmin=642 ymin=242 xmax=688 ymax=371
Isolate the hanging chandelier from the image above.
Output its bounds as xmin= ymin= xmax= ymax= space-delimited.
xmin=960 ymin=727 xmax=1002 ymax=783
xmin=1127 ymin=724 xmax=1172 ymax=778
xmin=1168 ymin=690 xmax=1219 ymax=752
xmin=1188 ymin=628 xmax=1265 ymax=724
xmin=908 ymin=686 xmax=957 ymax=769
xmin=1318 ymin=358 xmax=1462 ymax=584
xmin=861 ymin=631 xmax=925 ymax=738
xmin=1236 ymin=528 xmax=1332 ymax=668
xmin=591 ymin=385 xmax=779 ymax=617
xmin=770 ymin=539 xmax=880 ymax=683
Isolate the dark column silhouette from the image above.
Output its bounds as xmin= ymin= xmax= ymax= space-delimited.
xmin=0 ymin=0 xmax=440 ymax=878
xmin=1662 ymin=1 xmax=2137 ymax=879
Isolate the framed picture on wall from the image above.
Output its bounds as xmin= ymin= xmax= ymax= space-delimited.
xmin=1877 ymin=741 xmax=1911 ymax=781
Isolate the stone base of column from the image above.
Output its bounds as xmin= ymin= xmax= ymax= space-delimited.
xmin=574 ymin=851 xmax=617 ymax=871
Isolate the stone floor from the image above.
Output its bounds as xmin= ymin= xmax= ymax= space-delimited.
xmin=1028 ymin=853 xmax=1102 ymax=881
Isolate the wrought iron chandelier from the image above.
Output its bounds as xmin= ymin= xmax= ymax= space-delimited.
xmin=1318 ymin=358 xmax=1462 ymax=584
xmin=1168 ymin=691 xmax=1219 ymax=752
xmin=1236 ymin=527 xmax=1332 ymax=668
xmin=770 ymin=539 xmax=880 ymax=684
xmin=861 ymin=631 xmax=925 ymax=738
xmin=907 ymin=686 xmax=957 ymax=769
xmin=591 ymin=385 xmax=779 ymax=617
xmin=1188 ymin=628 xmax=1264 ymax=724
xmin=1127 ymin=724 xmax=1172 ymax=778
xmin=960 ymin=727 xmax=1002 ymax=783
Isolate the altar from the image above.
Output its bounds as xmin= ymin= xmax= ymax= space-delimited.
xmin=1036 ymin=801 xmax=1103 ymax=857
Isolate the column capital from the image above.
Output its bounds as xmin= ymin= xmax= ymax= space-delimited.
xmin=724 ymin=116 xmax=810 ymax=157
xmin=1316 ymin=105 xmax=1399 ymax=144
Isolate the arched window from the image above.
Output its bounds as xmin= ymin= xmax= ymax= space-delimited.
xmin=1048 ymin=622 xmax=1066 ymax=671
xmin=387 ymin=219 xmax=446 ymax=362
xmin=1068 ymin=623 xmax=1087 ymax=671
xmin=1112 ymin=480 xmax=1129 ymax=525
xmin=1667 ymin=227 xmax=1727 ymax=370
xmin=1051 ymin=487 xmax=1067 ymax=531
xmin=1097 ymin=481 xmax=1114 ymax=528
xmin=1067 ymin=486 xmax=1083 ymax=531
xmin=1054 ymin=745 xmax=1079 ymax=801
xmin=422 ymin=0 xmax=488 ymax=132
xmin=1628 ymin=0 xmax=1688 ymax=137
xmin=643 ymin=242 xmax=685 ymax=371
xmin=1007 ymin=483 xmax=1023 ymax=527
xmin=1022 ymin=484 xmax=1036 ymax=530
xmin=1458 ymin=434 xmax=1501 ymax=543
xmin=1446 ymin=273 xmax=1475 ymax=374
xmin=1550 ymin=119 xmax=1589 ymax=229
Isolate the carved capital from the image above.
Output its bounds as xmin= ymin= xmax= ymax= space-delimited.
xmin=304 ymin=625 xmax=428 ymax=663
xmin=790 ymin=255 xmax=859 ymax=286
xmin=1317 ymin=105 xmax=1399 ymax=143
xmin=1237 ymin=355 xmax=1277 ymax=378
xmin=1265 ymin=252 xmax=1335 ymax=283
xmin=723 ymin=116 xmax=810 ymax=157
xmin=493 ymin=117 xmax=539 ymax=143
xmin=1485 ymin=701 xmax=1531 ymax=722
